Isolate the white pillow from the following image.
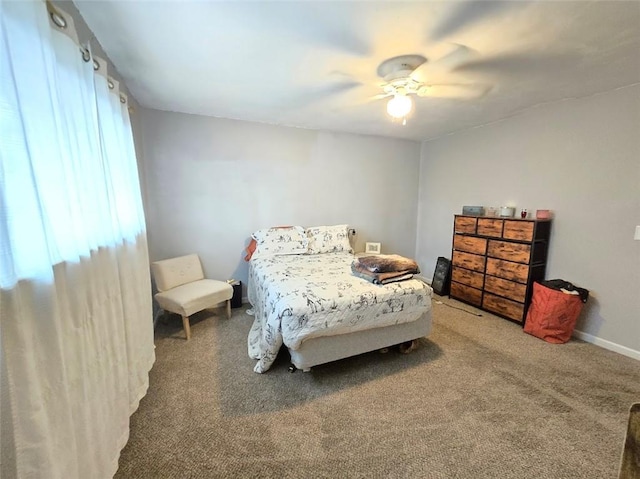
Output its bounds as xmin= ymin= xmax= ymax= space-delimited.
xmin=306 ymin=224 xmax=352 ymax=254
xmin=251 ymin=226 xmax=308 ymax=258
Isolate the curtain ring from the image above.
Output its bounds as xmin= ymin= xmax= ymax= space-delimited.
xmin=108 ymin=80 xmax=114 ymax=90
xmin=50 ymin=10 xmax=67 ymax=29
xmin=80 ymin=46 xmax=91 ymax=63
xmin=93 ymin=59 xmax=100 ymax=71
xmin=120 ymin=96 xmax=126 ymax=104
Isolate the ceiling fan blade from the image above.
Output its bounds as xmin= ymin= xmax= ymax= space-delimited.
xmin=330 ymin=91 xmax=391 ymax=112
xmin=417 ymin=83 xmax=490 ymax=99
xmin=430 ymin=1 xmax=522 ymax=42
xmin=370 ymin=92 xmax=392 ymax=101
xmin=452 ymin=52 xmax=580 ymax=79
xmin=327 ymin=70 xmax=365 ymax=84
xmin=410 ymin=44 xmax=479 ymax=84
xmin=311 ymin=80 xmax=364 ymax=101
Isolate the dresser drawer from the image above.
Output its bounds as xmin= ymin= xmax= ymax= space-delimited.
xmin=482 ymin=293 xmax=525 ymax=322
xmin=486 ymin=258 xmax=529 ymax=283
xmin=477 ymin=218 xmax=503 ymax=237
xmin=454 ymin=216 xmax=477 ymax=234
xmin=452 ymin=250 xmax=486 ymax=273
xmin=451 ymin=266 xmax=484 ymax=289
xmin=453 ymin=235 xmax=487 ymax=255
xmin=484 ymin=276 xmax=526 ymax=303
xmin=450 ymin=281 xmax=482 ymax=306
xmin=487 ymin=240 xmax=531 ymax=264
xmin=503 ymin=220 xmax=534 ymax=241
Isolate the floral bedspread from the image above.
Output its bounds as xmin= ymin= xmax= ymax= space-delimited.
xmin=247 ymin=252 xmax=432 ymax=373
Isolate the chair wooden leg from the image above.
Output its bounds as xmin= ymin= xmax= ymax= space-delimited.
xmin=226 ymin=299 xmax=231 ymax=319
xmin=182 ymin=315 xmax=191 ymax=340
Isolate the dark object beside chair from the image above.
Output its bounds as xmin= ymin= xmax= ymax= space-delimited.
xmin=431 ymin=257 xmax=451 ymax=296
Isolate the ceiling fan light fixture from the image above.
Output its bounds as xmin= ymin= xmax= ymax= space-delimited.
xmin=386 ymin=94 xmax=413 ymax=119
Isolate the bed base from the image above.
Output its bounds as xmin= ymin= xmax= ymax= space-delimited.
xmin=287 ymin=309 xmax=432 ymax=371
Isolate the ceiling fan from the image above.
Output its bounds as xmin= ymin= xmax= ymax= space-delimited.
xmin=370 ymin=45 xmax=491 ymax=124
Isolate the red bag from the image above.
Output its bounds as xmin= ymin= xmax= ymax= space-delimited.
xmin=524 ymin=281 xmax=585 ymax=344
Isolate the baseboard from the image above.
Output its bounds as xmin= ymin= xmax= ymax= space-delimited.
xmin=572 ymin=329 xmax=640 ymax=361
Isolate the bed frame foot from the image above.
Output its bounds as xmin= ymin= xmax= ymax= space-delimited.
xmin=288 ymin=364 xmax=311 ymax=373
xmin=399 ymin=339 xmax=419 ymax=354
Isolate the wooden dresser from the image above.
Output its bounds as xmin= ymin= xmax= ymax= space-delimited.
xmin=450 ymin=215 xmax=552 ymax=323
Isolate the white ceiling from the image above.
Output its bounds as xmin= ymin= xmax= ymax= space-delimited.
xmin=74 ymin=1 xmax=640 ymax=142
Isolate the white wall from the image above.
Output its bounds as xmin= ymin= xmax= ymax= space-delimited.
xmin=138 ymin=109 xmax=422 ymax=293
xmin=416 ymin=84 xmax=640 ymax=356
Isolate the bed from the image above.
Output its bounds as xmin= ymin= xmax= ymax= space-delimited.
xmin=246 ymin=225 xmax=433 ymax=373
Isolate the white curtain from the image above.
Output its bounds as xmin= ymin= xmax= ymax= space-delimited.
xmin=0 ymin=2 xmax=155 ymax=478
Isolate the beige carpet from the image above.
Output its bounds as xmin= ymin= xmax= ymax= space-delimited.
xmin=619 ymin=403 xmax=640 ymax=479
xmin=115 ymin=299 xmax=640 ymax=479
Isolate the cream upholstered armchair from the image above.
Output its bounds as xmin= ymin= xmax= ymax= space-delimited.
xmin=151 ymin=254 xmax=233 ymax=340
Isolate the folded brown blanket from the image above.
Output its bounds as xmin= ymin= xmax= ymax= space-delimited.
xmin=376 ymin=273 xmax=414 ymax=285
xmin=351 ymin=262 xmax=414 ymax=285
xmin=355 ymin=254 xmax=420 ymax=274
